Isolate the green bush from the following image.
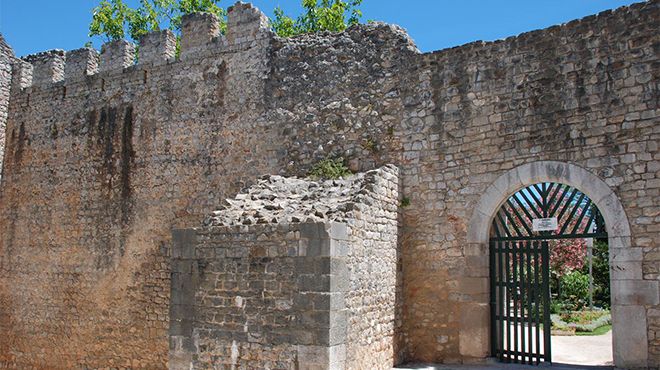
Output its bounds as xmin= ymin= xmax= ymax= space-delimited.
xmin=560 ymin=271 xmax=590 ymax=310
xmin=307 ymin=157 xmax=352 ymax=180
xmin=550 ymin=301 xmax=563 ymax=315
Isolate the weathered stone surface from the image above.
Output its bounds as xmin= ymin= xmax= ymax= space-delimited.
xmin=22 ymin=49 xmax=64 ymax=85
xmin=0 ymin=0 xmax=657 ymax=368
xmin=612 ymin=305 xmax=649 ymax=368
xmin=100 ymin=39 xmax=136 ymax=72
xmin=171 ymin=165 xmax=399 ymax=369
xmin=65 ymin=47 xmax=99 ymax=78
xmin=139 ymin=30 xmax=177 ymax=65
xmin=206 ymin=165 xmax=397 ymax=226
xmin=0 ymin=34 xmax=14 ymax=182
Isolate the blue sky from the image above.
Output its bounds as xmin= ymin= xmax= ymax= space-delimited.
xmin=0 ymin=0 xmax=640 ymax=57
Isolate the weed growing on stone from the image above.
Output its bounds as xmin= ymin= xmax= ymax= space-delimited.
xmin=363 ymin=137 xmax=378 ymax=153
xmin=308 ymin=157 xmax=352 ymax=180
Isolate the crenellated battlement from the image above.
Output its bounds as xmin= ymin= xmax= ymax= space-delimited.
xmin=226 ymin=2 xmax=271 ymax=44
xmin=11 ymin=1 xmax=272 ymax=91
xmin=22 ymin=49 xmax=64 ymax=86
xmin=65 ymin=47 xmax=99 ymax=78
xmin=139 ymin=29 xmax=176 ymax=65
xmin=10 ymin=59 xmax=32 ymax=91
xmin=100 ymin=39 xmax=136 ymax=73
xmin=179 ymin=12 xmax=222 ymax=59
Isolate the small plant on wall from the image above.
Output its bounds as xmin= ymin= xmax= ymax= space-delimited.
xmin=307 ymin=157 xmax=353 ymax=180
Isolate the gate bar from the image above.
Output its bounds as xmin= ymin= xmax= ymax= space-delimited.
xmin=520 ymin=241 xmax=527 ymax=363
xmin=512 ymin=241 xmax=519 ymax=363
xmin=505 ymin=242 xmax=511 ymax=362
xmin=542 ymin=240 xmax=552 ymax=363
xmin=490 ymin=240 xmax=497 ymax=358
xmin=534 ymin=240 xmax=541 ymax=364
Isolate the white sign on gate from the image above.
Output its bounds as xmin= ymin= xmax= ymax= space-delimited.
xmin=532 ymin=217 xmax=558 ymax=232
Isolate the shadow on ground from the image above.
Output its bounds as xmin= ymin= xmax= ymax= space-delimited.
xmin=395 ymin=362 xmax=613 ymax=370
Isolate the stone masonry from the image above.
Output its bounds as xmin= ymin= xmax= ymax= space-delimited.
xmin=0 ymin=34 xmax=14 ymax=181
xmin=170 ymin=165 xmax=399 ymax=369
xmin=0 ymin=0 xmax=658 ymax=369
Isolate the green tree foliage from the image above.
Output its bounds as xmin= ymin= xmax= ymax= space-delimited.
xmin=90 ymin=0 xmax=365 ymax=43
xmin=271 ymin=0 xmax=363 ymax=37
xmin=559 ymin=271 xmax=590 ymax=310
xmin=89 ymin=0 xmax=226 ymax=43
xmin=89 ymin=0 xmax=131 ymax=41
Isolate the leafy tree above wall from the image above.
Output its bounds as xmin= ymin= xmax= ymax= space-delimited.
xmin=88 ymin=0 xmax=365 ymax=44
xmin=271 ymin=0 xmax=363 ymax=37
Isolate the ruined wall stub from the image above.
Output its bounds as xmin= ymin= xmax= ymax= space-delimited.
xmin=0 ymin=0 xmax=658 ymax=368
xmin=170 ymin=165 xmax=399 ymax=369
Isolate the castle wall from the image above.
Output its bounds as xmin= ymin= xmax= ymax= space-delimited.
xmin=0 ymin=34 xmax=14 ymax=181
xmin=260 ymin=1 xmax=658 ymax=366
xmin=0 ymin=0 xmax=657 ymax=368
xmin=0 ymin=4 xmax=276 ymax=368
xmin=398 ymin=2 xmax=658 ymax=365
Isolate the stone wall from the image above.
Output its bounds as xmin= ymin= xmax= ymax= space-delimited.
xmin=0 ymin=4 xmax=275 ymax=368
xmin=0 ymin=34 xmax=14 ymax=181
xmin=0 ymin=0 xmax=657 ymax=368
xmin=398 ymin=2 xmax=658 ymax=366
xmin=343 ymin=168 xmax=400 ymax=369
xmin=169 ymin=165 xmax=399 ymax=369
xmin=170 ymin=223 xmax=344 ymax=370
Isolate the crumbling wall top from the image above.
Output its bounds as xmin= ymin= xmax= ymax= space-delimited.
xmin=205 ymin=164 xmax=399 ymax=226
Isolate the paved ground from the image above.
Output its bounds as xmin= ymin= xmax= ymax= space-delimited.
xmin=552 ymin=330 xmax=612 ymax=366
xmin=395 ymin=364 xmax=611 ymax=370
xmin=396 ymin=330 xmax=613 ymax=370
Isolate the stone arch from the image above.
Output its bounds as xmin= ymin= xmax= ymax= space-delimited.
xmin=466 ymin=161 xmax=649 ymax=368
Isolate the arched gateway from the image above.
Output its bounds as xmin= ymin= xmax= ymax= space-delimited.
xmin=467 ymin=161 xmax=648 ymax=368
xmin=489 ymin=182 xmax=606 ymax=364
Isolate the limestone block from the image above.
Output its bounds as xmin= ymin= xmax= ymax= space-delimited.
xmin=65 ymin=48 xmax=99 ymax=78
xmin=23 ymin=49 xmax=64 ymax=85
xmin=611 ymin=279 xmax=659 ymax=305
xmin=11 ymin=59 xmax=32 ymax=90
xmin=612 ymin=305 xmax=648 ymax=368
xmin=459 ymin=303 xmax=489 ymax=358
xmin=139 ymin=29 xmax=176 ymax=65
xmin=100 ymin=40 xmax=135 ymax=72
xmin=180 ymin=12 xmax=220 ymax=59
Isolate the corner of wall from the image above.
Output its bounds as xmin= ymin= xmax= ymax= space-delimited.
xmin=0 ymin=33 xmax=15 ymax=183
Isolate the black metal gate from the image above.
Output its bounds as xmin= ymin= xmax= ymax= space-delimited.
xmin=489 ymin=183 xmax=607 ymax=365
